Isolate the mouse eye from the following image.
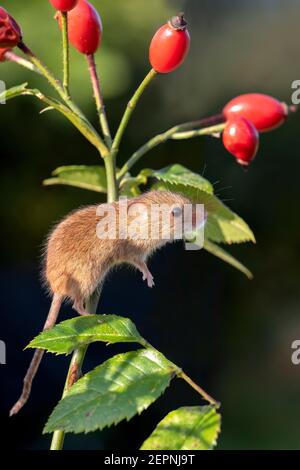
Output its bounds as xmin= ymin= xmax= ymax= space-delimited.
xmin=171 ymin=207 xmax=182 ymax=217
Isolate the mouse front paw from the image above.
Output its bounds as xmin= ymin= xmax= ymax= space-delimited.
xmin=133 ymin=260 xmax=155 ymax=289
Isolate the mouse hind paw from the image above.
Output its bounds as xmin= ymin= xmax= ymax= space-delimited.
xmin=73 ymin=300 xmax=91 ymax=316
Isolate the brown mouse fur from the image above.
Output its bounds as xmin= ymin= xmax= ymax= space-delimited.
xmin=10 ymin=190 xmax=195 ymax=415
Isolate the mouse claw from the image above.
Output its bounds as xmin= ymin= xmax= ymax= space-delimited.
xmin=145 ymin=274 xmax=155 ymax=288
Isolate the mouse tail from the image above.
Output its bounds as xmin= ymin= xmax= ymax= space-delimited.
xmin=9 ymin=293 xmax=63 ymax=417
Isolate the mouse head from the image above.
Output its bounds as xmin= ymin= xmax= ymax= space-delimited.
xmin=96 ymin=190 xmax=206 ymax=249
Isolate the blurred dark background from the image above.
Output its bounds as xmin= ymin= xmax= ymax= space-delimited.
xmin=1 ymin=0 xmax=300 ymax=450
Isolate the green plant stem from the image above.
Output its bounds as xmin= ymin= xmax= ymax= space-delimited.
xmin=4 ymin=50 xmax=41 ymax=74
xmin=61 ymin=12 xmax=70 ymax=97
xmin=117 ymin=123 xmax=226 ymax=182
xmin=111 ymin=68 xmax=157 ymax=163
xmin=141 ymin=339 xmax=219 ymax=408
xmin=104 ymin=155 xmax=119 ymax=202
xmin=50 ymin=347 xmax=87 ymax=450
xmin=87 ymin=54 xmax=112 ymax=148
xmin=172 ymin=123 xmax=226 ymax=140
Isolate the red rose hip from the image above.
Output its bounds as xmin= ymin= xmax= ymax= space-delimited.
xmin=223 ymin=93 xmax=288 ymax=132
xmin=56 ymin=0 xmax=102 ymax=55
xmin=49 ymin=0 xmax=78 ymax=11
xmin=222 ymin=117 xmax=259 ymax=166
xmin=0 ymin=7 xmax=22 ymax=48
xmin=149 ymin=13 xmax=190 ymax=73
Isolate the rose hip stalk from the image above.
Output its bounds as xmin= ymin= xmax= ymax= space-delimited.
xmin=49 ymin=1 xmax=80 ymax=96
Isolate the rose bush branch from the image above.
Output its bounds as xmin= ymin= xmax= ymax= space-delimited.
xmin=36 ymin=7 xmax=213 ymax=448
xmin=140 ymin=338 xmax=220 ymax=407
xmin=118 ymin=92 xmax=295 ymax=180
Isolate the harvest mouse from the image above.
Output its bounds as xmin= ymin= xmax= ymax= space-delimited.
xmin=10 ymin=190 xmax=205 ymax=415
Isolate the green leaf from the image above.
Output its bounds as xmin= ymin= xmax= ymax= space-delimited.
xmin=44 ymin=349 xmax=176 ymax=434
xmin=0 ymin=82 xmax=28 ymax=102
xmin=204 ymin=200 xmax=255 ymax=245
xmin=140 ymin=164 xmax=214 ymax=194
xmin=150 ymin=180 xmax=255 ymax=245
xmin=140 ymin=406 xmax=221 ymax=451
xmin=28 ymin=314 xmax=144 ymax=354
xmin=204 ymin=240 xmax=253 ymax=279
xmin=43 ymin=165 xmax=107 ymax=193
